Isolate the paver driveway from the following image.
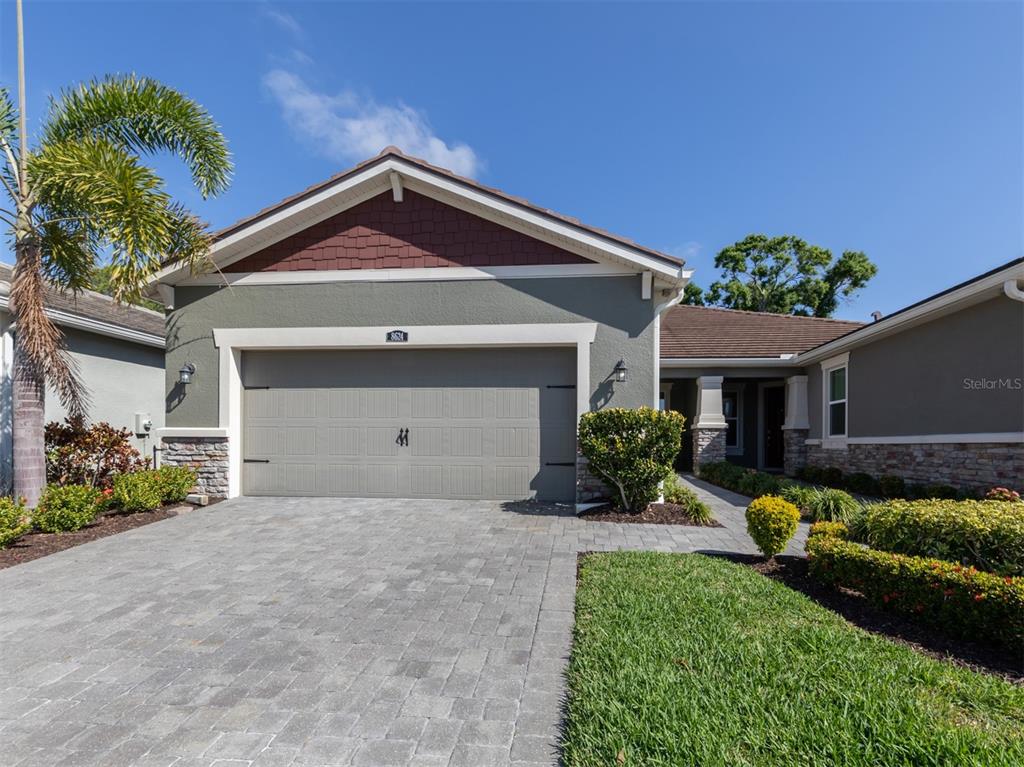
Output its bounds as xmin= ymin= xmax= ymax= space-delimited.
xmin=0 ymin=479 xmax=806 ymax=767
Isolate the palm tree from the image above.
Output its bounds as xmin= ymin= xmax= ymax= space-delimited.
xmin=1 ymin=0 xmax=231 ymax=504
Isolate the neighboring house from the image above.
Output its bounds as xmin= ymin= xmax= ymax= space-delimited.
xmin=148 ymin=148 xmax=1023 ymax=503
xmin=663 ymin=258 xmax=1024 ymax=490
xmin=0 ymin=264 xmax=166 ymax=493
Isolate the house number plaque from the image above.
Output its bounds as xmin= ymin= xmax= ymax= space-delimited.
xmin=386 ymin=330 xmax=409 ymax=342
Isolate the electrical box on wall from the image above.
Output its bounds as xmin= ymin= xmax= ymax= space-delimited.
xmin=134 ymin=412 xmax=153 ymax=438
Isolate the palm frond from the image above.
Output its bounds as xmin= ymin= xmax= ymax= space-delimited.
xmin=8 ymin=250 xmax=89 ymax=418
xmin=36 ymin=216 xmax=97 ymax=293
xmin=43 ymin=74 xmax=232 ymax=198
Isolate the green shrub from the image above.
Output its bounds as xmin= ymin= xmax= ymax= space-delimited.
xmin=845 ymin=472 xmax=879 ymax=496
xmin=154 ymin=466 xmax=196 ymax=503
xmin=807 ymin=487 xmax=861 ymax=523
xmin=0 ymin=497 xmax=32 ymax=548
xmin=820 ymin=466 xmax=845 ymax=488
xmin=662 ymin=474 xmax=714 ymax=525
xmin=878 ymin=475 xmax=906 ymax=499
xmin=578 ymin=407 xmax=685 ymax=512
xmin=699 ymin=461 xmax=784 ymax=500
xmin=799 ymin=465 xmax=823 ymax=484
xmin=34 ymin=484 xmax=102 ymax=533
xmin=865 ymin=499 xmax=1024 ymax=576
xmin=739 ymin=470 xmax=782 ymax=498
xmin=745 ymin=495 xmax=800 ymax=558
xmin=807 ymin=534 xmax=1024 ymax=648
xmin=779 ymin=483 xmax=817 ymax=517
xmin=807 ymin=521 xmax=849 ymax=540
xmin=112 ymin=471 xmax=163 ymax=513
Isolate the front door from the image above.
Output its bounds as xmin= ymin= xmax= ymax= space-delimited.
xmin=762 ymin=385 xmax=785 ymax=470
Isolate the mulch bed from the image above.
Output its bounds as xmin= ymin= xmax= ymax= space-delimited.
xmin=0 ymin=506 xmax=189 ymax=570
xmin=579 ymin=502 xmax=722 ymax=527
xmin=716 ymin=552 xmax=1023 ymax=684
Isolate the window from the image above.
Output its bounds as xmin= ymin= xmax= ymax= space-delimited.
xmin=827 ymin=366 xmax=847 ymax=437
xmin=723 ymin=389 xmax=741 ymax=450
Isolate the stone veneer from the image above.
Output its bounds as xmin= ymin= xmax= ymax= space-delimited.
xmin=160 ymin=437 xmax=229 ymax=497
xmin=806 ymin=441 xmax=1024 ymax=491
xmin=692 ymin=427 xmax=727 ymax=475
xmin=783 ymin=428 xmax=809 ymax=477
xmin=576 ymin=455 xmax=610 ymax=504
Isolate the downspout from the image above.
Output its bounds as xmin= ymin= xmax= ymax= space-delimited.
xmin=1004 ymin=279 xmax=1024 ymax=303
xmin=652 ymin=275 xmax=689 ymax=409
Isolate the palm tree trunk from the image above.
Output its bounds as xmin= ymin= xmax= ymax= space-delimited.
xmin=12 ymin=343 xmax=45 ymax=506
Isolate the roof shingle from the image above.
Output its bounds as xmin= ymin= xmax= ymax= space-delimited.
xmin=661 ymin=304 xmax=862 ymax=359
xmin=0 ymin=264 xmax=165 ymax=339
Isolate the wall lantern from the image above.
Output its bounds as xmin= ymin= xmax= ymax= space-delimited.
xmin=614 ymin=359 xmax=628 ymax=383
xmin=178 ymin=362 xmax=197 ymax=385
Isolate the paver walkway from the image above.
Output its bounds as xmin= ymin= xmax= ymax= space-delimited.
xmin=0 ymin=476 xmax=804 ymax=767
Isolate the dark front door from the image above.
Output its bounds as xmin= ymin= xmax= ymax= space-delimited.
xmin=762 ymin=385 xmax=786 ymax=470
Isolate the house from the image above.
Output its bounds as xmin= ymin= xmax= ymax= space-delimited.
xmin=0 ymin=264 xmax=166 ymax=494
xmin=664 ymin=258 xmax=1024 ymax=490
xmin=149 ymin=148 xmax=1023 ymax=503
xmin=149 ymin=148 xmax=690 ymax=503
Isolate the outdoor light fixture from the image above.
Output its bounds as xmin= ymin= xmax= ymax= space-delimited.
xmin=178 ymin=362 xmax=197 ymax=385
xmin=614 ymin=359 xmax=628 ymax=383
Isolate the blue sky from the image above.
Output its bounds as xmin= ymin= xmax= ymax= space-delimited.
xmin=1 ymin=1 xmax=1020 ymax=320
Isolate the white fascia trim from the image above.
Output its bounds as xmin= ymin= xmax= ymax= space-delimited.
xmin=156 ymin=427 xmax=229 ymax=438
xmin=212 ymin=322 xmax=598 ymax=498
xmin=178 ymin=263 xmax=635 ymax=287
xmin=847 ymin=433 xmax=1024 ymax=445
xmin=395 ymin=162 xmax=685 ymax=281
xmin=660 ymin=355 xmax=797 ymax=368
xmin=0 ymin=295 xmax=164 ymax=348
xmin=152 ymin=157 xmax=687 ymax=287
xmin=797 ymin=262 xmax=1024 ymax=364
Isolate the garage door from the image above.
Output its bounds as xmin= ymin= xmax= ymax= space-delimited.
xmin=241 ymin=348 xmax=577 ymax=501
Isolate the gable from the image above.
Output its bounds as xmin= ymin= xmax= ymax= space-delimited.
xmin=225 ymin=189 xmax=593 ymax=273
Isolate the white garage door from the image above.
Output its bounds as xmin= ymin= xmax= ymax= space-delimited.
xmin=241 ymin=348 xmax=577 ymax=501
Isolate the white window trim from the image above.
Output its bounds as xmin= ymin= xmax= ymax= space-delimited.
xmin=723 ymin=384 xmax=743 ymax=454
xmin=206 ymin=323 xmax=598 ymax=498
xmin=821 ymin=352 xmax=849 ymax=449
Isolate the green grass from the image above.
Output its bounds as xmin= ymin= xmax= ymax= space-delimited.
xmin=565 ymin=552 xmax=1024 ymax=767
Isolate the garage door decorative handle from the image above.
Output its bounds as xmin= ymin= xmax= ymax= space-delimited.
xmin=395 ymin=427 xmax=409 ymax=447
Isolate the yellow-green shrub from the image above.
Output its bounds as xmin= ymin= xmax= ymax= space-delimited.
xmin=865 ymin=499 xmax=1024 ymax=576
xmin=807 ymin=534 xmax=1024 ymax=648
xmin=0 ymin=496 xmax=32 ymax=547
xmin=808 ymin=521 xmax=849 ymax=540
xmin=578 ymin=407 xmax=685 ymax=512
xmin=112 ymin=471 xmax=162 ymax=512
xmin=745 ymin=495 xmax=800 ymax=558
xmin=34 ymin=485 xmax=102 ymax=533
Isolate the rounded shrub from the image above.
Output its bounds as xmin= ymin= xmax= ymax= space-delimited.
xmin=845 ymin=472 xmax=880 ymax=497
xmin=779 ymin=483 xmax=817 ymax=517
xmin=578 ymin=407 xmax=685 ymax=512
xmin=878 ymin=475 xmax=906 ymax=499
xmin=112 ymin=471 xmax=163 ymax=513
xmin=807 ymin=520 xmax=849 ymax=540
xmin=0 ymin=496 xmax=32 ymax=548
xmin=986 ymin=487 xmax=1022 ymax=503
xmin=155 ymin=466 xmax=197 ymax=503
xmin=34 ymin=484 xmax=102 ymax=533
xmin=745 ymin=495 xmax=800 ymax=559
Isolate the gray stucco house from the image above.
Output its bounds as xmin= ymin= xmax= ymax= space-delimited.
xmin=0 ymin=264 xmax=166 ymax=494
xmin=149 ymin=148 xmax=1023 ymax=503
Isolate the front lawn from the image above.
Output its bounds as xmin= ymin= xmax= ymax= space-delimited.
xmin=565 ymin=552 xmax=1024 ymax=767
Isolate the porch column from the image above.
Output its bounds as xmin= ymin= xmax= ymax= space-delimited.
xmin=781 ymin=375 xmax=810 ymax=476
xmin=692 ymin=376 xmax=727 ymax=474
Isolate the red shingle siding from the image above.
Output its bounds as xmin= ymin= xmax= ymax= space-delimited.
xmin=225 ymin=190 xmax=591 ymax=272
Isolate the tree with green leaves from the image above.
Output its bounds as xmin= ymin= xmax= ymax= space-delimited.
xmin=1 ymin=0 xmax=231 ymax=504
xmin=682 ymin=234 xmax=877 ymax=317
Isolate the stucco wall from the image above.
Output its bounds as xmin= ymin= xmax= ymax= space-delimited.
xmin=808 ymin=296 xmax=1024 ymax=439
xmin=45 ymin=327 xmax=166 ymax=454
xmin=165 ymin=275 xmax=656 ymax=427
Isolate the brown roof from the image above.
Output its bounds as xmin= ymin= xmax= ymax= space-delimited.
xmin=0 ymin=264 xmax=165 ymax=339
xmin=205 ymin=147 xmax=683 ymax=268
xmin=661 ymin=304 xmax=863 ymax=359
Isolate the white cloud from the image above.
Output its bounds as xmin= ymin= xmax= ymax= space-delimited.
xmin=262 ymin=7 xmax=303 ymax=40
xmin=667 ymin=241 xmax=703 ymax=261
xmin=264 ymin=70 xmax=481 ymax=177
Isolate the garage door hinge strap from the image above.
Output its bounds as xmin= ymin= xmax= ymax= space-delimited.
xmin=545 ymin=462 xmax=575 ymax=466
xmin=546 ymin=384 xmax=576 ymax=389
xmin=243 ymin=459 xmax=270 ymax=463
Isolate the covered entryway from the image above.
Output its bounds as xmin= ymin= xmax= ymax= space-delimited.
xmin=241 ymin=347 xmax=577 ymax=501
